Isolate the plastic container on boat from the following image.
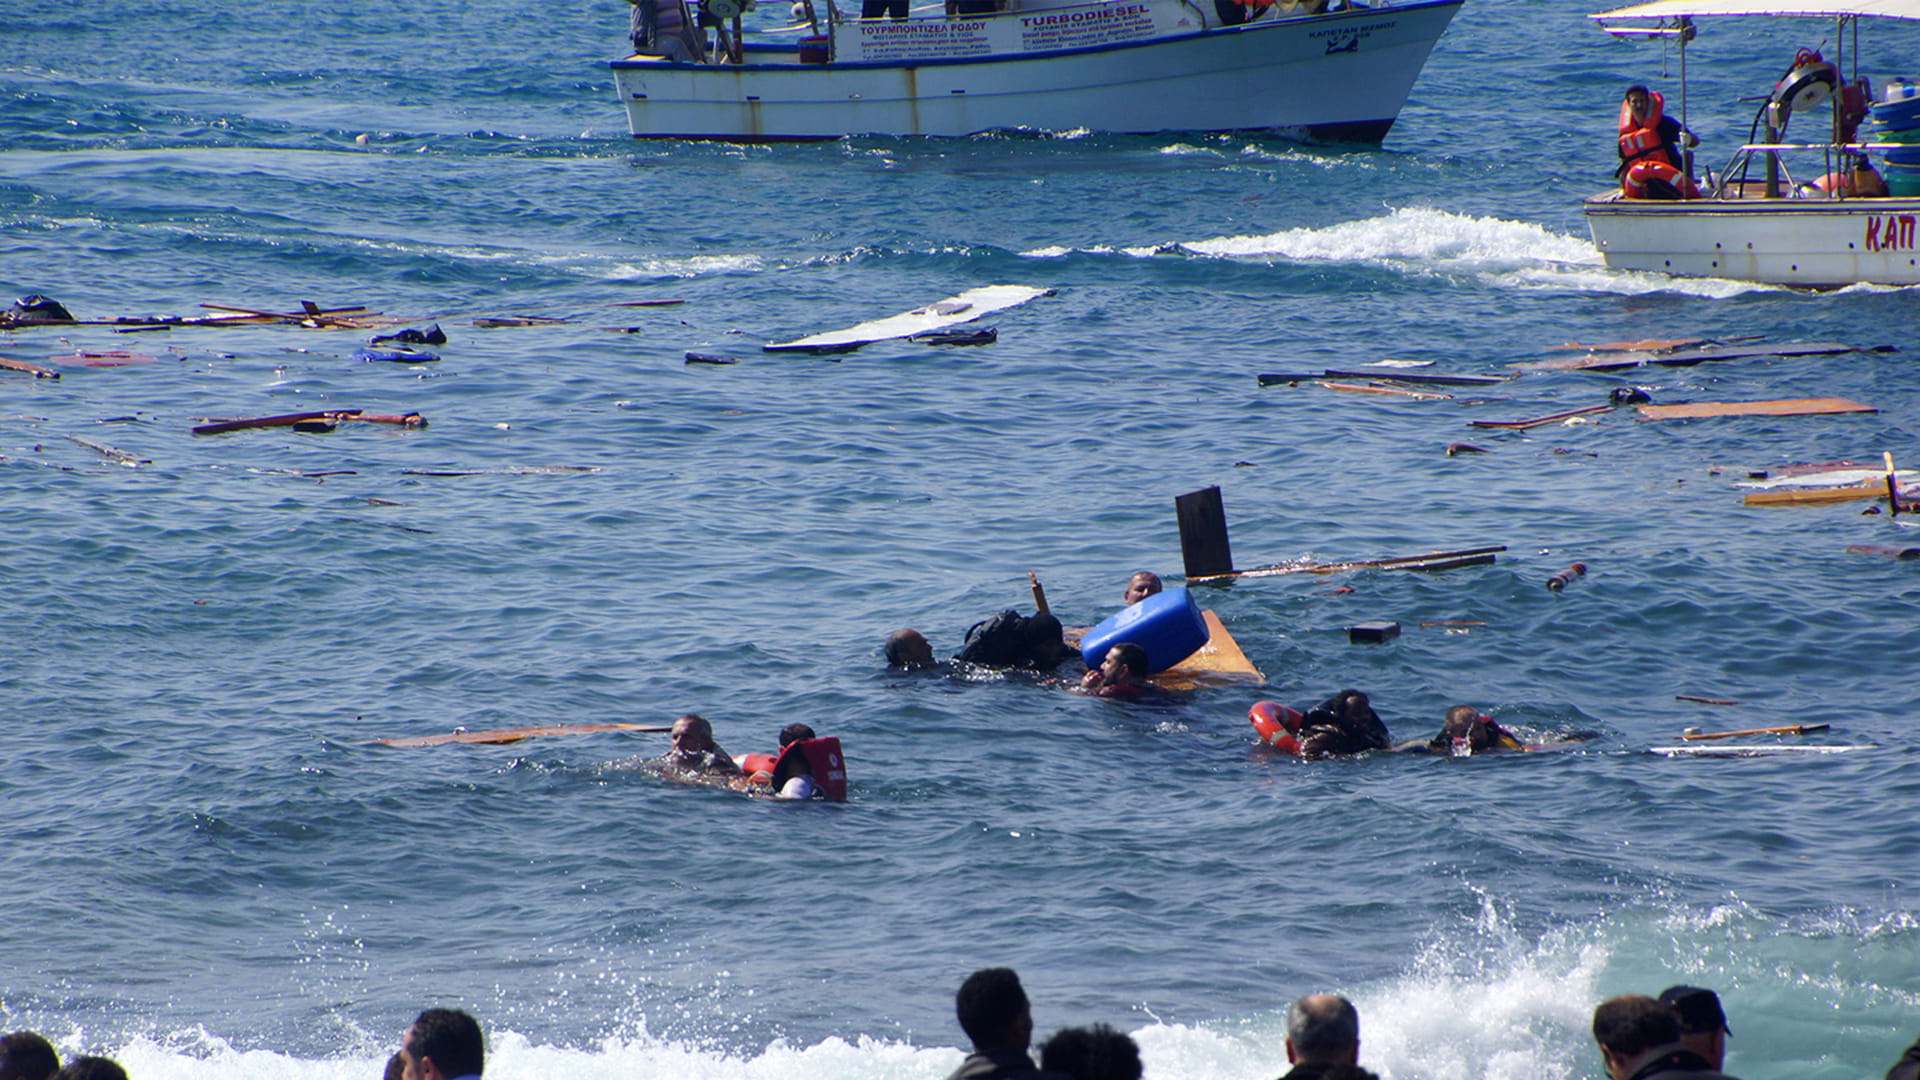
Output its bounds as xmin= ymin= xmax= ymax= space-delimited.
xmin=1884 ymin=77 xmax=1918 ymax=103
xmin=1870 ymin=94 xmax=1920 ymax=130
xmin=1885 ymin=162 xmax=1920 ymax=196
xmin=1079 ymin=587 xmax=1208 ymax=674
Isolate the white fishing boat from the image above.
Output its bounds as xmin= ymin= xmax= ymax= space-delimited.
xmin=1584 ymin=0 xmax=1920 ymax=288
xmin=609 ymin=0 xmax=1464 ymax=141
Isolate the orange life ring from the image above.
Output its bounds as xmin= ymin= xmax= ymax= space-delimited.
xmin=1249 ymin=700 xmax=1304 ymax=755
xmin=1622 ymin=159 xmax=1698 ymax=199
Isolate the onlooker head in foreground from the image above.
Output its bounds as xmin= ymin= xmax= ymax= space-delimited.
xmin=1040 ymin=1024 xmax=1142 ymax=1080
xmin=1282 ymin=994 xmax=1361 ymax=1079
xmin=1593 ymin=994 xmax=1736 ymax=1080
xmin=0 ymin=1032 xmax=59 ymax=1080
xmin=946 ymin=968 xmax=1042 ymax=1080
xmin=384 ymin=1052 xmax=406 ymax=1080
xmin=402 ymin=1008 xmax=485 ymax=1080
xmin=50 ymin=1059 xmax=124 ymax=1080
xmin=1659 ymin=986 xmax=1730 ymax=1070
xmin=1122 ymin=572 xmax=1163 ymax=606
xmin=886 ymin=628 xmax=936 ymax=668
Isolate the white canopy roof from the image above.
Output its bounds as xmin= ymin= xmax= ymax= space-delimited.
xmin=1592 ymin=0 xmax=1920 ymax=20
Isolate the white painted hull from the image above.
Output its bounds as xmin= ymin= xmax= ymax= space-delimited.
xmin=611 ymin=0 xmax=1462 ymax=140
xmin=1584 ymin=190 xmax=1920 ymax=287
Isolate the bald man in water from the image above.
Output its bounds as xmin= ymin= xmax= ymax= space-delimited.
xmin=657 ymin=714 xmax=741 ymax=777
xmin=1122 ymin=571 xmax=1162 ymax=606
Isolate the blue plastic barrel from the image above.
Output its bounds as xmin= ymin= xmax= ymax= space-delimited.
xmin=1079 ymin=587 xmax=1209 ymax=674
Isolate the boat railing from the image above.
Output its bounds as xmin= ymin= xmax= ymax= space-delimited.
xmin=1705 ymin=140 xmax=1885 ymax=200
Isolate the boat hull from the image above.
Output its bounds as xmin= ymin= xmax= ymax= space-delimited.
xmin=1584 ymin=191 xmax=1920 ymax=287
xmin=611 ymin=0 xmax=1463 ymax=140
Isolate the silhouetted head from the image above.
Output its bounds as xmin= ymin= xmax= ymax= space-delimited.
xmin=885 ymin=628 xmax=935 ymax=668
xmin=1025 ymin=614 xmax=1065 ymax=669
xmin=1040 ymin=1024 xmax=1142 ymax=1080
xmin=1593 ymin=995 xmax=1682 ymax=1080
xmin=779 ymin=723 xmax=816 ymax=748
xmin=0 ymin=1032 xmax=59 ymax=1080
xmin=955 ymin=968 xmax=1033 ymax=1053
xmin=402 ymin=1008 xmax=485 ymax=1080
xmin=1286 ymin=994 xmax=1360 ymax=1066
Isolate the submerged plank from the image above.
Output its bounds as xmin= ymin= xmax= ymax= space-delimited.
xmin=1514 ymin=340 xmax=1862 ymax=373
xmin=1637 ymin=398 xmax=1875 ymax=421
xmin=371 ymin=722 xmax=673 ymax=747
xmin=1470 ymin=404 xmax=1613 ymax=430
xmin=1151 ymin=610 xmax=1265 ymax=690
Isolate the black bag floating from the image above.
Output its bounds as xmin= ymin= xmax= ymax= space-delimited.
xmin=955 ymin=609 xmax=1029 ymax=667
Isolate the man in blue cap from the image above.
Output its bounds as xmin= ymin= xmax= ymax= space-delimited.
xmin=1659 ymin=986 xmax=1730 ymax=1072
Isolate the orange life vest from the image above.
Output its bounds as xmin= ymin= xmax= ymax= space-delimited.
xmin=1618 ymin=91 xmax=1678 ymax=168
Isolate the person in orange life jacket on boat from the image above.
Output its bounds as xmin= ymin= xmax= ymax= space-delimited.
xmin=1078 ymin=642 xmax=1152 ymax=698
xmin=1618 ymin=85 xmax=1699 ymax=199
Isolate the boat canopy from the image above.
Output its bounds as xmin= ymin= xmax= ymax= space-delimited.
xmin=1591 ymin=0 xmax=1920 ymax=21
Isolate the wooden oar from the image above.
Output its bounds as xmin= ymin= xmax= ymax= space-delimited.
xmin=371 ymin=723 xmax=673 ymax=747
xmin=1679 ymin=723 xmax=1830 ymax=742
xmin=1029 ymin=571 xmax=1050 ymax=617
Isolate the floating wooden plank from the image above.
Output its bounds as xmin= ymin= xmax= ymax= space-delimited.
xmin=1470 ymin=404 xmax=1613 ymax=430
xmin=49 ymin=350 xmax=158 ymax=367
xmin=1256 ymin=373 xmax=1330 ymax=386
xmin=1514 ymin=340 xmax=1864 ymax=373
xmin=191 ymin=410 xmax=425 ymax=435
xmin=1151 ymin=610 xmax=1265 ymax=690
xmin=609 ymin=299 xmax=688 ymax=307
xmin=1649 ymin=744 xmax=1861 ymax=758
xmin=473 ymin=315 xmax=573 ymax=328
xmin=1638 ymin=397 xmax=1875 ymax=421
xmin=1322 ymin=368 xmax=1510 ymax=386
xmin=1846 ymin=544 xmax=1920 ymax=560
xmin=1546 ymin=337 xmax=1708 ymax=352
xmin=371 ymin=722 xmax=672 ymax=747
xmin=1317 ymin=381 xmax=1455 ymax=401
xmin=1744 ymin=482 xmax=1887 ymax=506
xmin=1681 ymin=723 xmax=1830 ymax=741
xmin=1193 ymin=545 xmax=1506 ymax=582
xmin=1676 ymin=694 xmax=1744 ymax=705
xmin=62 ymin=434 xmax=147 ymax=466
xmin=0 ymin=355 xmax=60 ymax=379
xmin=763 ymin=285 xmax=1050 ymax=353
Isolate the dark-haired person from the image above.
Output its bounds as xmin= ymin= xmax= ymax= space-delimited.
xmin=50 ymin=1060 xmax=123 ymax=1080
xmin=401 ymin=1008 xmax=484 ymax=1080
xmin=1592 ymin=994 xmax=1737 ymax=1080
xmin=1078 ymin=642 xmax=1150 ymax=699
xmin=1122 ymin=571 xmax=1162 ymax=607
xmin=1278 ymin=994 xmax=1363 ymax=1080
xmin=0 ymin=1032 xmax=59 ymax=1080
xmin=946 ymin=968 xmax=1049 ymax=1080
xmin=1886 ymin=1031 xmax=1920 ymax=1080
xmin=1297 ymin=690 xmax=1390 ymax=759
xmin=1040 ymin=1024 xmax=1141 ymax=1080
xmin=1659 ymin=986 xmax=1731 ymax=1072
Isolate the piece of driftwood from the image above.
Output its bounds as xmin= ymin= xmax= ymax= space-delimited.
xmin=371 ymin=722 xmax=673 ymax=747
xmin=1256 ymin=373 xmax=1329 ymax=386
xmin=1193 ymin=545 xmax=1506 ymax=582
xmin=191 ymin=410 xmax=425 ymax=435
xmin=1545 ymin=562 xmax=1587 ymax=591
xmin=1514 ymin=340 xmax=1862 ymax=373
xmin=62 ymin=434 xmax=147 ymax=466
xmin=1636 ymin=397 xmax=1875 ymax=421
xmin=1317 ymin=381 xmax=1454 ymax=401
xmin=1420 ymin=619 xmax=1487 ymax=627
xmin=685 ymin=352 xmax=741 ymax=365
xmin=1322 ymin=368 xmax=1509 ymax=386
xmin=609 ymin=299 xmax=688 ymax=307
xmin=473 ymin=315 xmax=572 ymax=328
xmin=0 ymin=356 xmax=60 ymax=379
xmin=1470 ymin=404 xmax=1614 ymax=430
xmin=1676 ymin=694 xmax=1744 ymax=705
xmin=201 ymin=302 xmax=375 ymax=329
xmin=1446 ymin=443 xmax=1488 ymax=455
xmin=1679 ymin=723 xmax=1830 ymax=741
xmin=1845 ymin=544 xmax=1920 ymax=560
xmin=1744 ymin=482 xmax=1890 ymax=506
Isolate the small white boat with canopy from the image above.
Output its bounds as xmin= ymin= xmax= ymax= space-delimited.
xmin=609 ymin=0 xmax=1464 ymax=141
xmin=1584 ymin=0 xmax=1920 ymax=287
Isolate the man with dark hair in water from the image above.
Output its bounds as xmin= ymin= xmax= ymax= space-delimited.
xmin=0 ymin=1032 xmax=59 ymax=1080
xmin=1593 ymin=995 xmax=1737 ymax=1080
xmin=656 ymin=713 xmax=742 ymax=778
xmin=1297 ymin=690 xmax=1391 ymax=758
xmin=947 ymin=968 xmax=1048 ymax=1080
xmin=401 ymin=1008 xmax=485 ymax=1080
xmin=1122 ymin=571 xmax=1162 ymax=606
xmin=1040 ymin=1024 xmax=1141 ymax=1080
xmin=50 ymin=1060 xmax=124 ymax=1080
xmin=886 ymin=628 xmax=938 ymax=669
xmin=1278 ymin=994 xmax=1363 ymax=1080
xmin=1079 ymin=642 xmax=1150 ymax=698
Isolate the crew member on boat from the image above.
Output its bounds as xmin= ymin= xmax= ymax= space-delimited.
xmin=629 ymin=0 xmax=706 ymax=60
xmin=1616 ymin=84 xmax=1698 ymax=199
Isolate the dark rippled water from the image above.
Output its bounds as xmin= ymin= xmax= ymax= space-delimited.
xmin=5 ymin=1 xmax=1920 ymax=1078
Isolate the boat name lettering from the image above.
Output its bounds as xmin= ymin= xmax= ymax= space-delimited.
xmin=1306 ymin=19 xmax=1392 ymax=38
xmin=864 ymin=20 xmax=986 ymax=33
xmin=1865 ymin=214 xmax=1917 ymax=253
xmin=1020 ymin=5 xmax=1149 ymax=27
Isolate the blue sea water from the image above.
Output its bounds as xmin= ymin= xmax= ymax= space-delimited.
xmin=5 ymin=0 xmax=1920 ymax=1078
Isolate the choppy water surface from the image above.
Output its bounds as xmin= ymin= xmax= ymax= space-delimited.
xmin=5 ymin=1 xmax=1920 ymax=1078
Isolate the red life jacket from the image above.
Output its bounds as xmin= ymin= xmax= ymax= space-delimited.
xmin=1618 ymin=91 xmax=1678 ymax=168
xmin=771 ymin=737 xmax=848 ymax=802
